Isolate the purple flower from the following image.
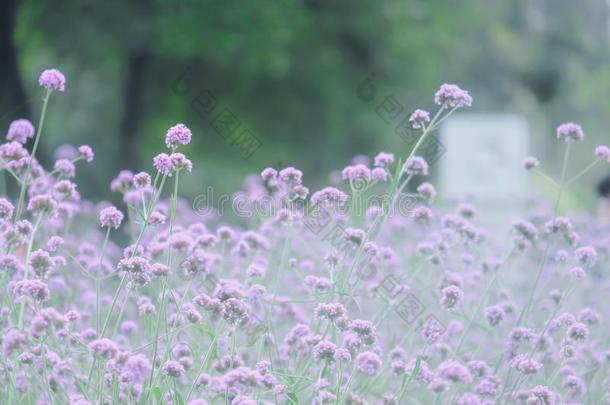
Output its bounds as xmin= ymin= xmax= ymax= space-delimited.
xmin=312 ymin=340 xmax=336 ymax=361
xmin=6 ymin=119 xmax=35 ymax=143
xmin=54 ymin=159 xmax=76 ymax=178
xmin=526 ymin=386 xmax=556 ymax=405
xmin=170 ymin=152 xmax=193 ymax=172
xmin=110 ymin=170 xmax=134 ymax=191
xmin=310 ymin=187 xmax=349 ymax=206
xmin=341 ymin=164 xmax=371 ymax=181
xmin=27 ymin=194 xmax=57 ymax=216
xmin=371 ymin=167 xmax=388 ymax=182
xmin=122 ymin=353 xmax=152 ymax=383
xmin=436 ymin=360 xmax=472 ymax=383
xmin=373 ymin=152 xmax=395 ymax=168
xmin=38 ymin=69 xmax=66 ymax=91
xmin=355 ymin=351 xmax=382 ymax=376
xmin=510 ymin=354 xmax=542 ymax=374
xmin=12 ymin=279 xmax=50 ymax=301
xmin=574 ymin=246 xmax=597 ymax=268
xmin=522 ymin=156 xmax=540 ymax=170
xmin=434 ymin=83 xmax=472 ymax=108
xmin=99 ymin=206 xmax=124 ymax=229
xmin=566 ymin=322 xmax=589 ymax=341
xmin=278 ymin=167 xmax=303 ymax=185
xmin=29 ymin=249 xmax=54 ymax=278
xmin=0 ymin=198 xmax=15 ymax=221
xmin=165 ymin=123 xmax=192 ymax=149
xmin=260 ymin=167 xmax=278 ymax=183
xmin=88 ymin=338 xmax=118 ymax=359
xmin=404 ymin=156 xmax=429 ymax=176
xmin=556 ymin=122 xmax=584 ymax=142
xmin=153 ymin=153 xmax=172 ymax=175
xmin=78 ymin=145 xmax=94 ymax=162
xmin=409 ymin=109 xmax=431 ymax=129
xmin=162 ymin=360 xmax=186 ymax=378
xmin=133 ymin=172 xmax=152 ymax=189
xmin=440 ymin=285 xmax=463 ymax=309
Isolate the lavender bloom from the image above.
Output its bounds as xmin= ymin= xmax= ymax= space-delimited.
xmin=594 ymin=144 xmax=610 ymax=161
xmin=278 ymin=167 xmax=303 ymax=185
xmin=312 ymin=340 xmax=336 ymax=361
xmin=162 ymin=360 xmax=186 ymax=378
xmin=556 ymin=122 xmax=584 ymax=142
xmin=574 ymin=246 xmax=597 ymax=268
xmin=440 ymin=285 xmax=463 ymax=309
xmin=436 ymin=360 xmax=472 ymax=383
xmin=54 ymin=159 xmax=76 ymax=178
xmin=404 ymin=156 xmax=429 ymax=176
xmin=341 ymin=164 xmax=371 ymax=181
xmin=153 ymin=153 xmax=173 ymax=175
xmin=170 ymin=152 xmax=193 ymax=172
xmin=99 ymin=206 xmax=124 ymax=229
xmin=12 ymin=279 xmax=50 ymax=301
xmin=409 ymin=109 xmax=431 ymax=129
xmin=133 ymin=172 xmax=152 ymax=189
xmin=88 ymin=338 xmax=118 ymax=359
xmin=0 ymin=198 xmax=15 ymax=221
xmin=165 ymin=123 xmax=192 ymax=149
xmin=523 ymin=156 xmax=540 ymax=170
xmin=310 ymin=187 xmax=349 ymax=206
xmin=355 ymin=351 xmax=382 ymax=376
xmin=27 ymin=194 xmax=58 ymax=216
xmin=434 ymin=83 xmax=473 ymax=108
xmin=484 ymin=305 xmax=505 ymax=326
xmin=374 ymin=152 xmax=395 ymax=168
xmin=510 ymin=354 xmax=542 ymax=374
xmin=260 ymin=167 xmax=278 ymax=183
xmin=6 ymin=119 xmax=35 ymax=143
xmin=526 ymin=386 xmax=556 ymax=405
xmin=566 ymin=322 xmax=589 ymax=341
xmin=78 ymin=145 xmax=94 ymax=162
xmin=38 ymin=68 xmax=66 ymax=91
xmin=29 ymin=249 xmax=55 ymax=278
xmin=121 ymin=353 xmax=152 ymax=383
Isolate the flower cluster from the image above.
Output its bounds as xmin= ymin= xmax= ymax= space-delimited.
xmin=1 ymin=73 xmax=609 ymax=405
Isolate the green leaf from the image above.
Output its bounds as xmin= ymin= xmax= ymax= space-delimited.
xmin=174 ymin=392 xmax=185 ymax=405
xmin=286 ymin=391 xmax=299 ymax=405
xmin=152 ymin=386 xmax=162 ymax=404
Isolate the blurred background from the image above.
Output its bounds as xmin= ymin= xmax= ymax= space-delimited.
xmin=1 ymin=0 xmax=609 ymax=210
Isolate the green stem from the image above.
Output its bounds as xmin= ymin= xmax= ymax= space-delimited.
xmin=97 ymin=228 xmax=111 ymax=335
xmin=14 ymin=88 xmax=52 ymax=222
xmin=516 ymin=142 xmax=571 ymax=327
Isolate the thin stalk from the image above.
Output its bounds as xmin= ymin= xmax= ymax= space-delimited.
xmin=15 ymin=89 xmax=52 ymax=222
xmin=516 ymin=142 xmax=571 ymax=327
xmin=96 ymin=228 xmax=111 ymax=335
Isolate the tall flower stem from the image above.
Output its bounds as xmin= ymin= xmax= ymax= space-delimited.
xmin=516 ymin=142 xmax=571 ymax=327
xmin=145 ymin=169 xmax=180 ymax=401
xmin=14 ymin=88 xmax=52 ymax=222
xmin=96 ymin=228 xmax=111 ymax=335
xmin=99 ymin=174 xmax=167 ymax=339
xmin=16 ymin=214 xmax=43 ymax=329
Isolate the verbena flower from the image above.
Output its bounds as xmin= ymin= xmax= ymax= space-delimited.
xmin=39 ymin=68 xmax=66 ymax=91
xmin=434 ymin=83 xmax=472 ymax=108
xmin=404 ymin=156 xmax=429 ymax=176
xmin=165 ymin=123 xmax=192 ymax=149
xmin=409 ymin=109 xmax=431 ymax=129
xmin=355 ymin=351 xmax=382 ymax=376
xmin=556 ymin=122 xmax=584 ymax=142
xmin=0 ymin=198 xmax=15 ymax=221
xmin=99 ymin=206 xmax=124 ymax=229
xmin=6 ymin=119 xmax=35 ymax=143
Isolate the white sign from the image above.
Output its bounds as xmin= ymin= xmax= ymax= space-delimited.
xmin=440 ymin=114 xmax=529 ymax=204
